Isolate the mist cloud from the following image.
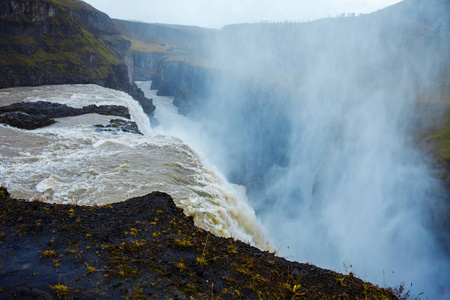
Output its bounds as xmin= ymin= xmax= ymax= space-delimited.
xmin=186 ymin=1 xmax=449 ymax=297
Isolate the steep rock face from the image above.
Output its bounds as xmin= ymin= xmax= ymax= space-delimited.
xmin=152 ymin=61 xmax=213 ymax=95
xmin=113 ymin=19 xmax=217 ymax=113
xmin=132 ymin=51 xmax=164 ymax=81
xmin=0 ymin=0 xmax=155 ymax=115
xmin=154 ymin=61 xmax=217 ymax=115
xmin=0 ymin=0 xmax=120 ymax=87
xmin=124 ymin=46 xmax=134 ymax=83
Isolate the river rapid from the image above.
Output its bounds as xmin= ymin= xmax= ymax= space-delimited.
xmin=0 ymin=82 xmax=270 ymax=250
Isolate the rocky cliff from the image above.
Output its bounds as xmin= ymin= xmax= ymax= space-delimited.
xmin=154 ymin=60 xmax=218 ymax=115
xmin=0 ymin=0 xmax=155 ymax=116
xmin=132 ymin=51 xmax=164 ymax=81
xmin=113 ymin=20 xmax=217 ymax=113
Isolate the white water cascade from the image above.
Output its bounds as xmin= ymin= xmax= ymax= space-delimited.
xmin=0 ymin=83 xmax=271 ymax=250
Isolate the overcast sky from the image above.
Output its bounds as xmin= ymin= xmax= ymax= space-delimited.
xmin=82 ymin=0 xmax=403 ymax=28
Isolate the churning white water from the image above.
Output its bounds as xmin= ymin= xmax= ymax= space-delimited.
xmin=0 ymin=84 xmax=270 ymax=250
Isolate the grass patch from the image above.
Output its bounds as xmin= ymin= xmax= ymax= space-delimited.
xmin=41 ymin=250 xmax=57 ymax=258
xmin=51 ymin=284 xmax=69 ymax=299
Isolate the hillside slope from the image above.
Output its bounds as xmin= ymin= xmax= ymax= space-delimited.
xmin=113 ymin=20 xmax=217 ymax=80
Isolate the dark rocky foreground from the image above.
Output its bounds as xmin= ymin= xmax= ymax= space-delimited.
xmin=0 ymin=101 xmax=134 ymax=130
xmin=0 ymin=187 xmax=397 ymax=299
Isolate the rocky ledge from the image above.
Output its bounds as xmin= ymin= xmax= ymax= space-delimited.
xmin=94 ymin=119 xmax=142 ymax=135
xmin=0 ymin=101 xmax=135 ymax=130
xmin=0 ymin=187 xmax=398 ymax=299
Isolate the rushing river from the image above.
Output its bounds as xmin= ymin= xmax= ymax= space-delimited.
xmin=0 ymin=82 xmax=270 ymax=250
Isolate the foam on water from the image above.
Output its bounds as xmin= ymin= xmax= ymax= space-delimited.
xmin=0 ymin=84 xmax=152 ymax=136
xmin=0 ymin=84 xmax=270 ymax=250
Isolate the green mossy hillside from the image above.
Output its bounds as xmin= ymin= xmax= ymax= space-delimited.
xmin=0 ymin=0 xmax=126 ymax=89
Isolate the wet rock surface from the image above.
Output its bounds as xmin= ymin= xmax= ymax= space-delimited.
xmin=0 ymin=187 xmax=397 ymax=299
xmin=94 ymin=118 xmax=142 ymax=135
xmin=0 ymin=111 xmax=56 ymax=130
xmin=0 ymin=101 xmax=131 ymax=130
